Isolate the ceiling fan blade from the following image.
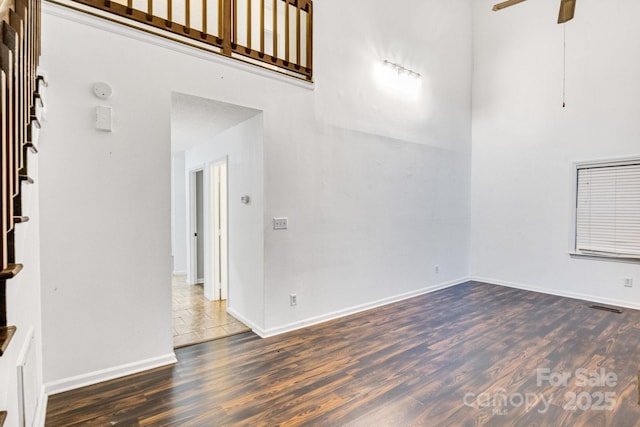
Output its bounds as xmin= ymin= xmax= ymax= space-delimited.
xmin=492 ymin=0 xmax=528 ymax=12
xmin=558 ymin=0 xmax=576 ymax=23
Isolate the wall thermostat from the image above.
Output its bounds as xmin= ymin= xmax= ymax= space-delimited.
xmin=92 ymin=82 xmax=112 ymax=99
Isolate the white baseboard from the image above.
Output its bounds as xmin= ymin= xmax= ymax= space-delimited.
xmin=256 ymin=277 xmax=470 ymax=338
xmin=43 ymin=353 xmax=177 ymax=397
xmin=471 ymin=276 xmax=640 ymax=311
xmin=225 ymin=308 xmax=266 ymax=337
xmin=172 ymin=271 xmax=187 ymax=276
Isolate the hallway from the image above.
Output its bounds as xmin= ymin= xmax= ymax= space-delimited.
xmin=172 ymin=275 xmax=250 ymax=348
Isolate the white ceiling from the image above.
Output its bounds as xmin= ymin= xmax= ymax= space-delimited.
xmin=171 ymin=92 xmax=261 ymax=153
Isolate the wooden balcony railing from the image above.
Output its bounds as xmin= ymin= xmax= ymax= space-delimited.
xmin=0 ymin=0 xmax=42 ymax=363
xmin=67 ymin=0 xmax=313 ymax=81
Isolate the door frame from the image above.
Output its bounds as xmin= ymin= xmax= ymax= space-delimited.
xmin=211 ymin=157 xmax=229 ymax=301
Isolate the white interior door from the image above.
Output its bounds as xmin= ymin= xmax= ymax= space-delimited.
xmin=212 ymin=159 xmax=228 ymax=300
xmin=188 ymin=168 xmax=205 ymax=286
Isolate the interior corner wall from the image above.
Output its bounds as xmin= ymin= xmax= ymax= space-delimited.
xmin=171 ymin=152 xmax=188 ymax=275
xmin=471 ymin=0 xmax=640 ymax=307
xmin=0 ymin=154 xmax=44 ymax=427
xmin=37 ymin=0 xmax=471 ymax=387
xmin=183 ymin=114 xmax=264 ymax=329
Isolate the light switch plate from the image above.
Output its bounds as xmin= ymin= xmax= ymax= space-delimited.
xmin=96 ymin=106 xmax=112 ymax=132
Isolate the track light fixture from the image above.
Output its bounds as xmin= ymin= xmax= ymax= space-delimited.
xmin=383 ymin=60 xmax=421 ymax=79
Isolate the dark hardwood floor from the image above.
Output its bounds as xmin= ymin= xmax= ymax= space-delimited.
xmin=46 ymin=282 xmax=640 ymax=426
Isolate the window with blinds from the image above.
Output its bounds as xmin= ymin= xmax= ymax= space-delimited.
xmin=575 ymin=161 xmax=640 ymax=259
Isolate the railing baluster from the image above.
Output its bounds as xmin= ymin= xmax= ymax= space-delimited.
xmin=272 ymin=0 xmax=276 ymax=58
xmin=9 ymin=9 xmax=25 ymax=178
xmin=295 ymin=2 xmax=300 ymax=66
xmin=185 ymin=0 xmax=190 ymax=29
xmin=4 ymin=24 xmax=18 ymax=204
xmin=222 ymin=0 xmax=231 ymax=54
xmin=1 ymin=71 xmax=6 ymax=272
xmin=147 ymin=0 xmax=152 ymax=19
xmin=202 ymin=0 xmax=207 ymax=33
xmin=167 ymin=0 xmax=172 ymax=23
xmin=260 ymin=0 xmax=264 ymax=53
xmin=247 ymin=0 xmax=251 ymax=49
xmin=284 ymin=0 xmax=289 ymax=61
xmin=305 ymin=1 xmax=311 ymax=70
xmin=232 ymin=0 xmax=236 ymax=43
xmin=218 ymin=0 xmax=222 ymax=36
xmin=0 ymin=39 xmax=13 ymax=237
xmin=29 ymin=0 xmax=35 ymax=104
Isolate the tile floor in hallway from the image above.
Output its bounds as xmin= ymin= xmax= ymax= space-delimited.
xmin=172 ymin=275 xmax=251 ymax=348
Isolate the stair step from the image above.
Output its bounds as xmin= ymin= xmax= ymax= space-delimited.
xmin=36 ymin=75 xmax=48 ymax=89
xmin=25 ymin=141 xmax=38 ymax=153
xmin=19 ymin=175 xmax=34 ymax=184
xmin=34 ymin=91 xmax=44 ymax=108
xmin=13 ymin=216 xmax=29 ymax=224
xmin=0 ymin=326 xmax=16 ymax=356
xmin=0 ymin=264 xmax=23 ymax=280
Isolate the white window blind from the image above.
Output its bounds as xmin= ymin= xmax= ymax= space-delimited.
xmin=576 ymin=162 xmax=640 ymax=258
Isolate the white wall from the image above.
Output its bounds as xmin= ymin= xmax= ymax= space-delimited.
xmin=183 ymin=113 xmax=264 ymax=328
xmin=0 ymin=154 xmax=44 ymax=427
xmin=262 ymin=0 xmax=472 ymax=334
xmin=39 ymin=8 xmax=176 ymax=389
xmin=471 ymin=0 xmax=640 ymax=307
xmin=38 ymin=0 xmax=471 ymax=387
xmin=171 ymin=152 xmax=187 ymax=274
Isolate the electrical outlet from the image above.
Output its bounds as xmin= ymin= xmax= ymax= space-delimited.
xmin=290 ymin=294 xmax=297 ymax=306
xmin=434 ymin=265 xmax=439 ymax=274
xmin=623 ymin=277 xmax=633 ymax=288
xmin=273 ymin=217 xmax=288 ymax=230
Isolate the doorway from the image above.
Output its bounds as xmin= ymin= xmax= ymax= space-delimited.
xmin=174 ymin=161 xmax=247 ymax=348
xmin=187 ymin=160 xmax=228 ymax=299
xmin=192 ymin=169 xmax=205 ymax=284
xmin=170 ymin=93 xmax=265 ymax=348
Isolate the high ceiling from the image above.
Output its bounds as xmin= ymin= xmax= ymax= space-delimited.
xmin=171 ymin=92 xmax=261 ymax=154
